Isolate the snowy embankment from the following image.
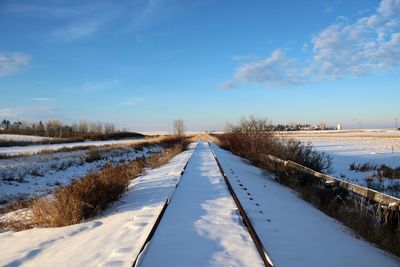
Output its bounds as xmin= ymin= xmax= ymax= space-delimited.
xmin=0 ymin=143 xmax=196 ymax=266
xmin=0 ymin=146 xmax=160 ymax=205
xmin=0 ymin=138 xmax=151 ymax=156
xmin=210 ymin=143 xmax=400 ymax=267
xmin=0 ymin=134 xmax=53 ymax=142
xmin=138 ymin=142 xmax=263 ymax=267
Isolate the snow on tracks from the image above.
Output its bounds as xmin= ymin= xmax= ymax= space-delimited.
xmin=210 ymin=143 xmax=400 ymax=267
xmin=137 ymin=142 xmax=264 ymax=267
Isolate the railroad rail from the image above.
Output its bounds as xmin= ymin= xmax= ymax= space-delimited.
xmin=132 ymin=143 xmax=197 ymax=267
xmin=208 ymin=142 xmax=274 ymax=267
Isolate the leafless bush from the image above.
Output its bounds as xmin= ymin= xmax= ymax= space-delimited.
xmin=85 ymin=148 xmax=102 ymax=163
xmin=173 ymin=119 xmax=185 ymax=137
xmin=218 ymin=116 xmax=331 ymax=173
xmin=31 ymin=162 xmax=144 ymax=227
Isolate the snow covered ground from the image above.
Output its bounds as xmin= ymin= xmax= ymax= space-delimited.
xmin=287 ymin=130 xmax=400 ymax=197
xmin=0 ymin=138 xmax=150 ymax=156
xmin=0 ymin=145 xmax=160 ymax=205
xmin=138 ymin=142 xmax=263 ymax=267
xmin=278 ymin=129 xmax=400 ymax=137
xmin=211 ymin=143 xmax=400 ymax=267
xmin=0 ymin=143 xmax=196 ymax=267
xmin=0 ymin=134 xmax=53 ymax=142
xmin=0 ymin=142 xmax=399 ymax=266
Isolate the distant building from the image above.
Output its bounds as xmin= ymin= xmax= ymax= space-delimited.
xmin=337 ymin=123 xmax=342 ymax=130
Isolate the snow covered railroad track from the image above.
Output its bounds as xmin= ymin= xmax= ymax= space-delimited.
xmin=208 ymin=142 xmax=274 ymax=267
xmin=136 ymin=142 xmax=266 ymax=267
xmin=132 ymin=143 xmax=198 ymax=266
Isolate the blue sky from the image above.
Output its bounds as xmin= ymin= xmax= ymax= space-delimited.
xmin=0 ymin=0 xmax=399 ymax=131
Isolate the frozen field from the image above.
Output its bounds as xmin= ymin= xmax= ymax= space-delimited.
xmin=278 ymin=129 xmax=400 ymax=138
xmin=0 ymin=145 xmax=160 ymax=206
xmin=288 ymin=130 xmax=400 ymax=197
xmin=0 ymin=134 xmax=53 ymax=142
xmin=0 ymin=138 xmax=151 ymax=156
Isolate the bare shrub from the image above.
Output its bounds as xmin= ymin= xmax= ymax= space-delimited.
xmin=218 ymin=116 xmax=331 ymax=173
xmin=85 ymin=148 xmax=102 ymax=163
xmin=349 ymin=162 xmax=400 ymax=180
xmin=31 ymin=162 xmax=144 ymax=227
xmin=173 ymin=119 xmax=185 ymax=137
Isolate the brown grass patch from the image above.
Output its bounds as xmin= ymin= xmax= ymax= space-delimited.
xmin=31 ymin=162 xmax=144 ymax=227
xmin=30 ymin=140 xmax=188 ymax=228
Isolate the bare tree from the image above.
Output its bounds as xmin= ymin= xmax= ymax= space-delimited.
xmin=46 ymin=120 xmax=63 ymax=137
xmin=173 ymin=119 xmax=185 ymax=137
xmin=104 ymin=123 xmax=115 ymax=134
xmin=78 ymin=120 xmax=88 ymax=134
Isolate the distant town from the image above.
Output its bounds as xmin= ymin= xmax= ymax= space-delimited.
xmin=270 ymin=123 xmax=342 ymax=131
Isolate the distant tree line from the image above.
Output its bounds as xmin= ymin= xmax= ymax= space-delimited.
xmin=0 ymin=119 xmax=122 ymax=138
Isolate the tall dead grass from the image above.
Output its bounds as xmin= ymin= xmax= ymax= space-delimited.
xmin=31 ymin=162 xmax=143 ymax=227
xmin=28 ymin=136 xmax=189 ymax=228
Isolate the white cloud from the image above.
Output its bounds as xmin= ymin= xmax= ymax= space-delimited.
xmin=32 ymin=98 xmax=55 ymax=101
xmin=232 ymin=49 xmax=305 ymax=86
xmin=68 ymin=80 xmax=119 ymax=94
xmin=0 ymin=53 xmax=30 ymax=78
xmin=51 ymin=19 xmax=104 ymax=42
xmin=222 ymin=0 xmax=400 ymax=88
xmin=120 ymin=97 xmax=144 ymax=107
xmin=231 ymin=54 xmax=259 ymax=61
xmin=4 ymin=4 xmax=82 ymax=18
xmin=218 ymin=80 xmax=239 ymax=89
xmin=0 ymin=107 xmax=63 ymax=120
xmin=378 ymin=0 xmax=400 ymax=17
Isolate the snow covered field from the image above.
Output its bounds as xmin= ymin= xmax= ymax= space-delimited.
xmin=278 ymin=129 xmax=400 ymax=138
xmin=0 ymin=134 xmax=53 ymax=142
xmin=0 ymin=145 xmax=161 ymax=205
xmin=288 ymin=130 xmax=400 ymax=197
xmin=0 ymin=138 xmax=150 ymax=156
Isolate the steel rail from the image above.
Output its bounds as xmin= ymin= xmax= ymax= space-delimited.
xmin=208 ymin=142 xmax=274 ymax=267
xmin=132 ymin=143 xmax=198 ymax=267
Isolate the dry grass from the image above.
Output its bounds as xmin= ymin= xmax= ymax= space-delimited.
xmin=145 ymin=143 xmax=187 ymax=169
xmin=0 ymin=136 xmax=189 ymax=230
xmin=217 ymin=132 xmax=332 ymax=173
xmin=85 ymin=147 xmax=102 ymax=163
xmin=31 ymin=162 xmax=144 ymax=227
xmin=0 ymin=198 xmax=35 ymax=214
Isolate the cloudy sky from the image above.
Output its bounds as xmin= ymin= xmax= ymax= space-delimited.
xmin=0 ymin=0 xmax=399 ymax=131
